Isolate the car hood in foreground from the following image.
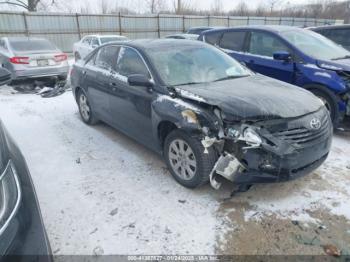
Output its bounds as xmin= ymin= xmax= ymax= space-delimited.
xmin=175 ymin=74 xmax=323 ymax=121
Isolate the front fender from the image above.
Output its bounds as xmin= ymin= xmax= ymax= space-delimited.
xmin=151 ymin=95 xmax=221 ymax=141
xmin=296 ymin=63 xmax=348 ymax=94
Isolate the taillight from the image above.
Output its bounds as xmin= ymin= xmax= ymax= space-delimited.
xmin=54 ymin=53 xmax=68 ymax=62
xmin=9 ymin=57 xmax=29 ymax=64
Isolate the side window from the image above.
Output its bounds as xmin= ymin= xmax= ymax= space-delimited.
xmin=205 ymin=32 xmax=222 ymax=45
xmin=0 ymin=39 xmax=7 ymax=50
xmin=91 ymin=37 xmax=99 ymax=47
xmin=248 ymin=31 xmax=289 ymax=57
xmin=94 ymin=46 xmax=120 ymax=70
xmin=116 ymin=47 xmax=150 ymax=78
xmin=82 ymin=37 xmax=91 ymax=45
xmin=328 ymin=29 xmax=350 ymax=47
xmin=219 ymin=31 xmax=246 ymax=51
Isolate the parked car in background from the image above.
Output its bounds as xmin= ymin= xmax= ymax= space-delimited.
xmin=0 ymin=119 xmax=52 ymax=259
xmin=199 ymin=26 xmax=350 ymax=126
xmin=0 ymin=67 xmax=11 ymax=86
xmin=309 ymin=24 xmax=350 ymax=51
xmin=0 ymin=37 xmax=69 ymax=85
xmin=70 ymin=39 xmax=331 ymax=191
xmin=165 ymin=33 xmax=199 ymax=40
xmin=73 ymin=34 xmax=129 ymax=61
xmin=186 ymin=26 xmax=226 ymax=35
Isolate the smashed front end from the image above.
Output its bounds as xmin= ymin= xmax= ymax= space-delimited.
xmin=204 ymin=106 xmax=332 ymax=190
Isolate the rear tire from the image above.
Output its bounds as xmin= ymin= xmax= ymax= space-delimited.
xmin=77 ymin=90 xmax=98 ymax=125
xmin=164 ymin=129 xmax=217 ymax=188
xmin=308 ymin=86 xmax=339 ymax=126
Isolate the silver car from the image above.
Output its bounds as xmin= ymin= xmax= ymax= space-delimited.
xmin=73 ymin=34 xmax=129 ymax=61
xmin=0 ymin=37 xmax=69 ymax=84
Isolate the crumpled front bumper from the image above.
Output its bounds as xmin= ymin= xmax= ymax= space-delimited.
xmin=210 ymin=113 xmax=333 ymax=187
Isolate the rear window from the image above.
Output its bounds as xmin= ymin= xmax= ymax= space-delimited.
xmin=100 ymin=37 xmax=128 ymax=44
xmin=9 ymin=39 xmax=57 ymax=52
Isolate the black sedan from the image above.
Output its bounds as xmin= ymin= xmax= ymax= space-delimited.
xmin=0 ymin=79 xmax=52 ymax=259
xmin=70 ymin=39 xmax=332 ymax=191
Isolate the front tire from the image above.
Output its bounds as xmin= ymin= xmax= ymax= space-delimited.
xmin=77 ymin=90 xmax=98 ymax=125
xmin=309 ymin=87 xmax=339 ymax=126
xmin=164 ymin=130 xmax=217 ymax=188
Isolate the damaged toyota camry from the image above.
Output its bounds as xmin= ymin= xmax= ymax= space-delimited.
xmin=71 ymin=39 xmax=332 ymax=192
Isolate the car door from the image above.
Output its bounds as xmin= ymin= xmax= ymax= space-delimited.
xmin=82 ymin=46 xmax=119 ymax=122
xmin=108 ymin=46 xmax=155 ymax=148
xmin=243 ymin=30 xmax=294 ymax=83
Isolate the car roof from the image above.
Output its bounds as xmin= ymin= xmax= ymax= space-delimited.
xmin=111 ymin=38 xmax=207 ymax=51
xmin=5 ymin=36 xmax=48 ymax=42
xmin=83 ymin=34 xmax=125 ymax=38
xmin=202 ymin=25 xmax=303 ymax=34
xmin=311 ymin=24 xmax=350 ymax=31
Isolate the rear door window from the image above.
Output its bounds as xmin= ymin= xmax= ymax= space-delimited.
xmin=91 ymin=37 xmax=99 ymax=47
xmin=204 ymin=32 xmax=222 ymax=45
xmin=248 ymin=31 xmax=289 ymax=57
xmin=115 ymin=47 xmax=150 ymax=78
xmin=94 ymin=45 xmax=120 ymax=71
xmin=219 ymin=31 xmax=246 ymax=51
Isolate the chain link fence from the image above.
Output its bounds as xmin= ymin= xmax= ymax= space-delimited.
xmin=0 ymin=11 xmax=343 ymax=53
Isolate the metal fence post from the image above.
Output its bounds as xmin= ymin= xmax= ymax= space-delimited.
xmin=75 ymin=13 xmax=81 ymax=40
xmin=247 ymin=16 xmax=250 ymax=25
xmin=182 ymin=15 xmax=185 ymax=33
xmin=23 ymin=12 xmax=29 ymax=37
xmin=119 ymin=12 xmax=122 ymax=35
xmin=157 ymin=14 xmax=160 ymax=38
xmin=208 ymin=15 xmax=210 ymax=26
xmin=227 ymin=15 xmax=230 ymax=27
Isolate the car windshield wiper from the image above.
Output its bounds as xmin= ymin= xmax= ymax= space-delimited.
xmin=172 ymin=81 xmax=204 ymax=87
xmin=331 ymin=55 xmax=350 ymax=60
xmin=213 ymin=75 xmax=248 ymax=82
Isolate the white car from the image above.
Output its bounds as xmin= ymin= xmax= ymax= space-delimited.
xmin=73 ymin=35 xmax=128 ymax=61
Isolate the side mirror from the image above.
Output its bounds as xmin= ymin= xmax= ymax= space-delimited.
xmin=0 ymin=67 xmax=12 ymax=86
xmin=273 ymin=51 xmax=291 ymax=61
xmin=128 ymin=74 xmax=153 ymax=87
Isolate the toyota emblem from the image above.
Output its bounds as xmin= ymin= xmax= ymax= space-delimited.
xmin=310 ymin=118 xmax=321 ymax=130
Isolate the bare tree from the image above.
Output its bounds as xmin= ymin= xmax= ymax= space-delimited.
xmin=145 ymin=0 xmax=165 ymax=14
xmin=235 ymin=1 xmax=249 ymax=16
xmin=0 ymin=0 xmax=41 ymax=11
xmin=211 ymin=0 xmax=223 ymax=15
xmin=267 ymin=0 xmax=284 ymax=14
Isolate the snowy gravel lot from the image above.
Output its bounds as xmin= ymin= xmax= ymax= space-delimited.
xmin=0 ymin=85 xmax=349 ymax=256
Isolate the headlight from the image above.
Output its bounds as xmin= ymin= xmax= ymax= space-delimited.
xmin=242 ymin=127 xmax=262 ymax=146
xmin=0 ymin=161 xmax=21 ymax=235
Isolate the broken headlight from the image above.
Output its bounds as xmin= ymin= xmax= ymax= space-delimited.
xmin=0 ymin=161 xmax=21 ymax=235
xmin=242 ymin=127 xmax=262 ymax=146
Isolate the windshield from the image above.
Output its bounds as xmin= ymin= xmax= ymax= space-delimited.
xmin=146 ymin=44 xmax=252 ymax=86
xmin=281 ymin=30 xmax=350 ymax=61
xmin=9 ymin=39 xmax=57 ymax=52
xmin=100 ymin=36 xmax=128 ymax=44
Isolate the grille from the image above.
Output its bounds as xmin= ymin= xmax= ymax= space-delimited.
xmin=271 ymin=109 xmax=331 ymax=147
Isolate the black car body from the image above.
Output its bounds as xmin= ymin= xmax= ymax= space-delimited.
xmin=70 ymin=39 xmax=332 ymax=190
xmin=310 ymin=25 xmax=350 ymax=51
xmin=0 ymin=120 xmax=52 ymax=261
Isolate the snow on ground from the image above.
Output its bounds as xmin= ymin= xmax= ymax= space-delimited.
xmin=0 ymin=86 xmax=225 ymax=255
xmin=0 ymin=85 xmax=349 ymax=255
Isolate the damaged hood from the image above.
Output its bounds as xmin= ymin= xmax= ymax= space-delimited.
xmin=175 ymin=74 xmax=323 ymax=121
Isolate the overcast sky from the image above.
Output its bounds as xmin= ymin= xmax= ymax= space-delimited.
xmin=0 ymin=0 xmax=346 ymax=13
